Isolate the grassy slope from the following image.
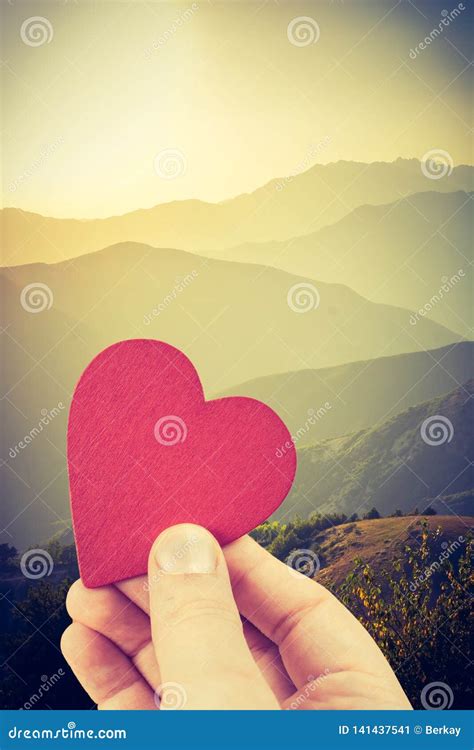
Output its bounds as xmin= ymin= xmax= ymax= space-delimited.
xmin=315 ymin=515 xmax=471 ymax=589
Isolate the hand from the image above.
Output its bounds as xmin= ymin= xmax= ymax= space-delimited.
xmin=61 ymin=524 xmax=411 ymax=710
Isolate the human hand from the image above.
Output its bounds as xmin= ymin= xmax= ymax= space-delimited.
xmin=61 ymin=524 xmax=411 ymax=710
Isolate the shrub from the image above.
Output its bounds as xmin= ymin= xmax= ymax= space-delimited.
xmin=338 ymin=521 xmax=472 ymax=708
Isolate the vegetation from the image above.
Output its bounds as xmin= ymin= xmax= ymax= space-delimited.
xmin=1 ymin=512 xmax=471 ymax=709
xmin=0 ymin=544 xmax=17 ymax=572
xmin=250 ymin=512 xmax=350 ymax=561
xmin=0 ymin=578 xmax=90 ymax=710
xmin=363 ymin=507 xmax=380 ymax=520
xmin=339 ymin=521 xmax=472 ymax=708
xmin=252 ymin=514 xmax=472 ymax=709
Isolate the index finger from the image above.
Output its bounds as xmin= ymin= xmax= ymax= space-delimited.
xmin=224 ymin=535 xmax=399 ymax=688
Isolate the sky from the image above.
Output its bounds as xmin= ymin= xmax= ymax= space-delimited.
xmin=2 ymin=0 xmax=472 ymax=218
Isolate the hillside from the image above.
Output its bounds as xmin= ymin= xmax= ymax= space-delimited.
xmin=220 ymin=191 xmax=473 ymax=337
xmin=312 ymin=516 xmax=472 ymax=590
xmin=431 ymin=489 xmax=474 ymax=517
xmin=3 ymin=242 xmax=459 ymax=392
xmin=3 ymin=159 xmax=473 ymax=266
xmin=3 ymin=242 xmax=462 ymax=549
xmin=275 ymin=380 xmax=474 ymax=521
xmin=218 ymin=341 xmax=474 ymax=445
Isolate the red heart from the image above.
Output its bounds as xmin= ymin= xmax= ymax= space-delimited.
xmin=67 ymin=339 xmax=296 ymax=587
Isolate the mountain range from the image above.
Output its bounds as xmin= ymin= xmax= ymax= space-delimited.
xmin=2 ymin=325 xmax=471 ymax=548
xmin=217 ymin=190 xmax=473 ymax=337
xmin=218 ymin=341 xmax=474 ymax=445
xmin=3 ymin=159 xmax=473 ymax=266
xmin=2 ymin=243 xmax=459 ymax=395
xmin=276 ymin=380 xmax=473 ymax=522
xmin=1 ymin=157 xmax=473 ymax=550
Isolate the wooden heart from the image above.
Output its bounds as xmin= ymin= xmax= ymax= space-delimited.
xmin=67 ymin=339 xmax=296 ymax=586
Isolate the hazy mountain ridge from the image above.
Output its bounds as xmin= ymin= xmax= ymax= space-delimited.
xmin=3 ymin=159 xmax=473 ymax=266
xmin=2 ymin=161 xmax=472 ymax=549
xmin=217 ymin=190 xmax=473 ymax=337
xmin=218 ymin=342 xmax=474 ymax=445
xmin=3 ymin=241 xmax=459 ymax=392
xmin=1 ymin=281 xmax=468 ymax=550
xmin=276 ymin=379 xmax=473 ymax=521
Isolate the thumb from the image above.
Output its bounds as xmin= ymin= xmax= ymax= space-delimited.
xmin=148 ymin=524 xmax=278 ymax=710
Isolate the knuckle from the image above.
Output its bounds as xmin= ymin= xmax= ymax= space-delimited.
xmin=161 ymin=596 xmax=240 ymax=630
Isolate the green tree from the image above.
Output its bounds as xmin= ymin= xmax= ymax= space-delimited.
xmin=363 ymin=507 xmax=380 ymax=520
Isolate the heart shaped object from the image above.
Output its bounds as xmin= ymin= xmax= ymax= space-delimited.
xmin=67 ymin=339 xmax=296 ymax=587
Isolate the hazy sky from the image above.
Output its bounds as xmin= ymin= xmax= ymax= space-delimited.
xmin=2 ymin=0 xmax=472 ymax=218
